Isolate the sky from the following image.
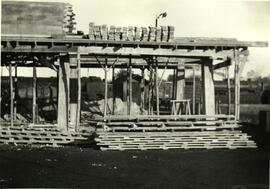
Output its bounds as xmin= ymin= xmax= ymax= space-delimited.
xmin=1 ymin=0 xmax=270 ymax=79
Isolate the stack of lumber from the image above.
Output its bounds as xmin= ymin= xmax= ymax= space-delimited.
xmin=88 ymin=23 xmax=175 ymax=42
xmin=93 ymin=115 xmax=257 ymax=150
xmin=95 ymin=130 xmax=257 ymax=151
xmin=0 ymin=126 xmax=91 ymax=147
xmin=2 ymin=1 xmax=76 ymax=36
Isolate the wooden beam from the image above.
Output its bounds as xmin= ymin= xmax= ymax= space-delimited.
xmin=201 ymin=58 xmax=215 ymax=115
xmin=32 ymin=66 xmax=37 ymax=124
xmin=213 ymin=59 xmax=231 ymax=70
xmin=14 ymin=64 xmax=17 ymax=121
xmin=112 ymin=66 xmax=115 ymax=115
xmin=192 ymin=67 xmax=196 ymax=114
xmin=69 ymin=56 xmax=78 ymax=129
xmin=104 ymin=59 xmax=108 ymax=116
xmin=76 ymin=52 xmax=81 ymax=131
xmin=155 ymin=59 xmax=160 ymax=115
xmin=140 ymin=67 xmax=145 ymax=114
xmin=129 ymin=58 xmax=132 ymax=116
xmin=57 ymin=56 xmax=70 ymax=131
xmin=9 ymin=62 xmax=13 ymax=127
xmin=227 ymin=66 xmax=231 ymax=115
xmin=78 ymin=46 xmax=233 ymax=59
xmin=234 ymin=51 xmax=241 ymax=120
xmin=176 ymin=62 xmax=185 ymax=100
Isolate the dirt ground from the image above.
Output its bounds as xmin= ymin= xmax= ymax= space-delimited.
xmin=0 ymin=145 xmax=268 ymax=189
xmin=0 ymin=124 xmax=269 ymax=189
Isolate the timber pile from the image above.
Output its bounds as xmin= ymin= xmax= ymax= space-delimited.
xmin=88 ymin=23 xmax=174 ymax=42
xmin=94 ymin=115 xmax=257 ymax=150
xmin=2 ymin=1 xmax=76 ymax=36
xmin=95 ymin=131 xmax=257 ymax=151
xmin=0 ymin=126 xmax=91 ymax=147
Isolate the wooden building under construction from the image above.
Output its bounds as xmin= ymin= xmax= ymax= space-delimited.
xmin=0 ymin=1 xmax=268 ymax=150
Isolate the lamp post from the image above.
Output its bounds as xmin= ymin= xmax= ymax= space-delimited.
xmin=155 ymin=12 xmax=167 ymax=27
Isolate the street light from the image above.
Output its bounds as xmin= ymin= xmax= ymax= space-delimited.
xmin=155 ymin=12 xmax=167 ymax=27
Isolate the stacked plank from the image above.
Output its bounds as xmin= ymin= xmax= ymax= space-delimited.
xmin=94 ymin=115 xmax=257 ymax=150
xmin=0 ymin=126 xmax=91 ymax=147
xmin=2 ymin=1 xmax=77 ymax=36
xmin=88 ymin=23 xmax=175 ymax=42
xmin=95 ymin=131 xmax=257 ymax=151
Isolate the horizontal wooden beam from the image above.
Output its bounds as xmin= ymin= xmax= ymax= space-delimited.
xmin=2 ymin=35 xmax=268 ymax=47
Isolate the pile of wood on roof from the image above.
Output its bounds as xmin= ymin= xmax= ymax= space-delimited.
xmin=88 ymin=23 xmax=175 ymax=42
xmin=1 ymin=1 xmax=76 ymax=36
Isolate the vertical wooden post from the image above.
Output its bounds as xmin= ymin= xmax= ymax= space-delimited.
xmin=32 ymin=66 xmax=37 ymax=124
xmin=112 ymin=66 xmax=115 ymax=115
xmin=69 ymin=56 xmax=78 ymax=129
xmin=201 ymin=58 xmax=215 ymax=115
xmin=9 ymin=62 xmax=13 ymax=127
xmin=57 ymin=56 xmax=70 ymax=131
xmin=155 ymin=60 xmax=159 ymax=115
xmin=227 ymin=65 xmax=231 ymax=115
xmin=176 ymin=62 xmax=185 ymax=100
xmin=192 ymin=67 xmax=196 ymax=115
xmin=129 ymin=57 xmax=132 ymax=115
xmin=104 ymin=59 xmax=108 ymax=117
xmin=14 ymin=64 xmax=17 ymax=122
xmin=172 ymin=68 xmax=176 ymax=100
xmin=0 ymin=63 xmax=2 ymax=120
xmin=234 ymin=51 xmax=240 ymax=120
xmin=148 ymin=65 xmax=153 ymax=115
xmin=140 ymin=67 xmax=145 ymax=114
xmin=76 ymin=52 xmax=81 ymax=131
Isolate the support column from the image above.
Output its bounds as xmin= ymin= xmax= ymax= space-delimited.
xmin=227 ymin=65 xmax=231 ymax=115
xmin=112 ymin=66 xmax=115 ymax=115
xmin=69 ymin=56 xmax=78 ymax=130
xmin=32 ymin=66 xmax=37 ymax=124
xmin=192 ymin=67 xmax=196 ymax=114
xmin=155 ymin=61 xmax=159 ymax=115
xmin=128 ymin=58 xmax=132 ymax=115
xmin=201 ymin=58 xmax=215 ymax=115
xmin=76 ymin=53 xmax=81 ymax=131
xmin=234 ymin=51 xmax=240 ymax=120
xmin=9 ymin=62 xmax=13 ymax=127
xmin=57 ymin=56 xmax=70 ymax=131
xmin=140 ymin=67 xmax=145 ymax=114
xmin=14 ymin=64 xmax=17 ymax=122
xmin=104 ymin=60 xmax=108 ymax=116
xmin=176 ymin=61 xmax=185 ymax=100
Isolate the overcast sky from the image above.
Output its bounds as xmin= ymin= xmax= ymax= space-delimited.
xmin=2 ymin=0 xmax=270 ymax=79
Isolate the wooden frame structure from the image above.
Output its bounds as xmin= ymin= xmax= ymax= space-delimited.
xmin=1 ymin=36 xmax=268 ymax=132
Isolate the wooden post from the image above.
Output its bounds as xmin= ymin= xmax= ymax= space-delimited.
xmin=69 ymin=56 xmax=78 ymax=130
xmin=140 ymin=67 xmax=145 ymax=114
xmin=227 ymin=65 xmax=231 ymax=115
xmin=76 ymin=52 xmax=81 ymax=131
xmin=172 ymin=69 xmax=176 ymax=100
xmin=176 ymin=62 xmax=185 ymax=100
xmin=104 ymin=59 xmax=108 ymax=116
xmin=201 ymin=58 xmax=215 ymax=115
xmin=112 ymin=66 xmax=115 ymax=115
xmin=57 ymin=56 xmax=70 ymax=131
xmin=148 ymin=65 xmax=152 ymax=115
xmin=32 ymin=66 xmax=37 ymax=124
xmin=155 ymin=61 xmax=159 ymax=115
xmin=192 ymin=67 xmax=196 ymax=114
xmin=14 ymin=64 xmax=17 ymax=122
xmin=234 ymin=51 xmax=240 ymax=120
xmin=0 ymin=64 xmax=2 ymax=120
xmin=129 ymin=58 xmax=132 ymax=115
xmin=9 ymin=62 xmax=13 ymax=127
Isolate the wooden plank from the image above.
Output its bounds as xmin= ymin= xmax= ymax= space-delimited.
xmin=129 ymin=59 xmax=132 ymax=115
xmin=57 ymin=57 xmax=70 ymax=131
xmin=14 ymin=64 xmax=17 ymax=122
xmin=155 ymin=60 xmax=160 ymax=115
xmin=140 ymin=67 xmax=145 ymax=114
xmin=9 ymin=62 xmax=13 ymax=127
xmin=69 ymin=57 xmax=78 ymax=129
xmin=192 ymin=67 xmax=196 ymax=114
xmin=112 ymin=66 xmax=115 ymax=115
xmin=32 ymin=66 xmax=37 ymax=124
xmin=227 ymin=65 xmax=231 ymax=115
xmin=104 ymin=62 xmax=108 ymax=116
xmin=201 ymin=59 xmax=215 ymax=115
